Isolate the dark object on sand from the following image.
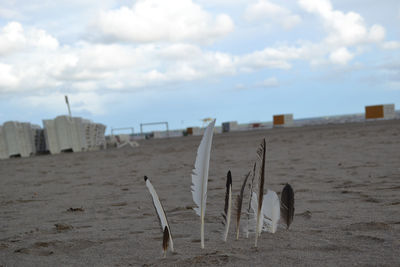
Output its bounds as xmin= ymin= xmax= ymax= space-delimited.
xmin=67 ymin=207 xmax=84 ymax=212
xmin=222 ymin=170 xmax=232 ymax=242
xmin=54 ymin=223 xmax=73 ymax=231
xmin=162 ymin=226 xmax=169 ymax=258
xmin=280 ymin=183 xmax=295 ymax=229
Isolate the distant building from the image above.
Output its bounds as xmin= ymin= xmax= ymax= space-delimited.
xmin=273 ymin=114 xmax=294 ymax=127
xmin=222 ymin=121 xmax=238 ymax=132
xmin=365 ymin=104 xmax=395 ymax=120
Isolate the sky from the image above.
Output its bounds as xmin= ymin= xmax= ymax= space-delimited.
xmin=0 ymin=0 xmax=399 ymax=133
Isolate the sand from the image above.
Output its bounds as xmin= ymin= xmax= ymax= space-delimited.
xmin=0 ymin=119 xmax=399 ymax=266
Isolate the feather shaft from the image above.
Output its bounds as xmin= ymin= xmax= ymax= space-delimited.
xmin=255 ymin=138 xmax=266 ymax=247
xmin=144 ymin=176 xmax=174 ymax=252
xmin=222 ymin=171 xmax=232 ymax=241
xmin=246 ymin=162 xmax=257 ymax=238
xmin=191 ymin=119 xmax=216 ymax=248
xmin=236 ymin=171 xmax=250 ymax=240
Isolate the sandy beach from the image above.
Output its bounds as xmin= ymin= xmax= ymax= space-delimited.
xmin=1 ymin=119 xmax=399 ymax=266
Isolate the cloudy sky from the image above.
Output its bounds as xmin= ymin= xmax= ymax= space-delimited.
xmin=0 ymin=0 xmax=399 ymax=133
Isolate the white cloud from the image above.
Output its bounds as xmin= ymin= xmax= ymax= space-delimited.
xmin=94 ymin=0 xmax=234 ymax=44
xmin=234 ymin=83 xmax=246 ymax=90
xmin=0 ymin=7 xmax=20 ymax=19
xmin=238 ymin=46 xmax=302 ymax=71
xmin=0 ymin=22 xmax=26 ymax=55
xmin=298 ymin=0 xmax=332 ymax=15
xmin=0 ymin=21 xmax=58 ymax=56
xmin=234 ymin=77 xmax=279 ymax=91
xmin=29 ymin=28 xmax=59 ymax=49
xmin=329 ymin=47 xmax=354 ymax=65
xmin=292 ymin=0 xmax=397 ymax=65
xmin=0 ymin=0 xmax=398 ymax=107
xmin=298 ymin=0 xmax=385 ymax=47
xmin=368 ymin=24 xmax=385 ymax=43
xmin=382 ymin=41 xmax=400 ymax=50
xmin=378 ymin=61 xmax=400 ymax=87
xmin=196 ymin=0 xmax=248 ymax=7
xmin=0 ymin=63 xmax=19 ymax=89
xmin=69 ymin=92 xmax=115 ymax=115
xmin=244 ymin=0 xmax=301 ymax=29
xmin=20 ymin=91 xmax=117 ymax=115
xmin=256 ymin=77 xmax=279 ymax=88
xmin=0 ymin=20 xmax=239 ymax=96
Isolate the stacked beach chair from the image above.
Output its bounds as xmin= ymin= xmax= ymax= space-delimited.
xmin=0 ymin=121 xmax=41 ymax=159
xmin=0 ymin=126 xmax=8 ymax=159
xmin=43 ymin=116 xmax=82 ymax=154
xmin=83 ymin=121 xmax=106 ymax=150
xmin=43 ymin=115 xmax=106 ymax=154
xmin=83 ymin=121 xmax=95 ymax=150
xmin=94 ymin=123 xmax=106 ymax=149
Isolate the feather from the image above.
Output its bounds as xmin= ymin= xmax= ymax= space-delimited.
xmin=280 ymin=183 xmax=295 ymax=229
xmin=191 ymin=119 xmax=216 ymax=249
xmin=162 ymin=226 xmax=169 ymax=258
xmin=250 ymin=192 xmax=263 ymax=234
xmin=255 ymin=138 xmax=266 ymax=247
xmin=235 ymin=171 xmax=250 ymax=240
xmin=245 ymin=162 xmax=257 ymax=238
xmin=262 ymin=190 xmax=280 ymax=233
xmin=144 ymin=176 xmax=174 ymax=252
xmin=222 ymin=170 xmax=233 ymax=242
xmin=249 ymin=190 xmax=280 ymax=234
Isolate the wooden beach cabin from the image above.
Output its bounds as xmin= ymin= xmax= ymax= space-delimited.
xmin=365 ymin=104 xmax=395 ymax=120
xmin=273 ymin=114 xmax=294 ymax=127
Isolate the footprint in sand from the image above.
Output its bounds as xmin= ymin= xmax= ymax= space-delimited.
xmin=355 ymin=235 xmax=385 ymax=243
xmin=344 ymin=222 xmax=390 ymax=231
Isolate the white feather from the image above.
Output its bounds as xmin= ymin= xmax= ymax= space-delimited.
xmin=191 ymin=119 xmax=216 ymax=249
xmin=250 ymin=192 xmax=263 ymax=236
xmin=145 ymin=177 xmax=174 ymax=252
xmin=249 ymin=190 xmax=280 ymax=236
xmin=262 ymin=190 xmax=280 ymax=233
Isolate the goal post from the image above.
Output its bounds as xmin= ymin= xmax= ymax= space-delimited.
xmin=140 ymin=122 xmax=169 ymax=136
xmin=111 ymin=127 xmax=134 ymax=136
